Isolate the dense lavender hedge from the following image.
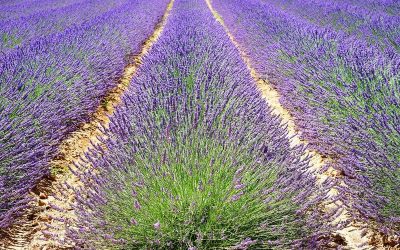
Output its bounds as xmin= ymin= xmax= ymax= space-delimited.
xmin=214 ymin=0 xmax=400 ymax=236
xmin=0 ymin=0 xmax=127 ymax=52
xmin=337 ymin=0 xmax=400 ymax=16
xmin=58 ymin=0 xmax=334 ymax=248
xmin=267 ymin=0 xmax=400 ymax=52
xmin=0 ymin=0 xmax=80 ymax=21
xmin=0 ymin=0 xmax=170 ymax=229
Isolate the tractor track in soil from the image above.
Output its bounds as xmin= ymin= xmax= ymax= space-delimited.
xmin=0 ymin=0 xmax=175 ymax=249
xmin=205 ymin=0 xmax=371 ymax=249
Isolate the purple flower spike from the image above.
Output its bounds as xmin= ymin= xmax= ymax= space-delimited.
xmin=130 ymin=218 xmax=138 ymax=226
xmin=134 ymin=200 xmax=141 ymax=210
xmin=153 ymin=221 xmax=161 ymax=230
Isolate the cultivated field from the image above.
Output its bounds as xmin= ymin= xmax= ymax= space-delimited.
xmin=0 ymin=0 xmax=399 ymax=249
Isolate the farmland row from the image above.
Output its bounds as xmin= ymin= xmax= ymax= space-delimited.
xmin=0 ymin=0 xmax=170 ymax=233
xmin=19 ymin=0 xmax=176 ymax=248
xmin=0 ymin=0 xmax=128 ymax=52
xmin=205 ymin=0 xmax=367 ymax=248
xmin=265 ymin=0 xmax=400 ymax=51
xmin=213 ymin=0 xmax=400 ymax=245
xmin=0 ymin=0 xmax=81 ymax=21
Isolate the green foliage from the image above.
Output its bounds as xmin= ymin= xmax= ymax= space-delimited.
xmin=100 ymin=132 xmax=303 ymax=249
xmin=184 ymin=72 xmax=195 ymax=93
xmin=1 ymin=32 xmax=22 ymax=48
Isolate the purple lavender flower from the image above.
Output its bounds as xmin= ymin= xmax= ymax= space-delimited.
xmin=130 ymin=218 xmax=138 ymax=226
xmin=153 ymin=221 xmax=161 ymax=230
xmin=0 ymin=0 xmax=171 ymax=230
xmin=56 ymin=0 xmax=334 ymax=249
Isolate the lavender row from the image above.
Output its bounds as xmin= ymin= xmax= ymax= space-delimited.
xmin=57 ymin=0 xmax=336 ymax=248
xmin=0 ymin=0 xmax=170 ymax=229
xmin=0 ymin=0 xmax=127 ymax=52
xmin=336 ymin=0 xmax=400 ymax=16
xmin=214 ymin=0 xmax=399 ymax=236
xmin=0 ymin=0 xmax=80 ymax=21
xmin=266 ymin=0 xmax=400 ymax=52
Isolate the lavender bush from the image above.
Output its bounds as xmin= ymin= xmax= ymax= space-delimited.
xmin=336 ymin=0 xmax=400 ymax=16
xmin=0 ymin=0 xmax=80 ymax=21
xmin=0 ymin=0 xmax=127 ymax=52
xmin=61 ymin=0 xmax=334 ymax=248
xmin=214 ymin=0 xmax=400 ymax=237
xmin=0 ymin=0 xmax=170 ymax=229
xmin=266 ymin=0 xmax=400 ymax=51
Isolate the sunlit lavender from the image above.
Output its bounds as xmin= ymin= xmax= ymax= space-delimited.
xmin=0 ymin=0 xmax=398 ymax=248
xmin=213 ymin=0 xmax=399 ymax=236
xmin=0 ymin=0 xmax=169 ymax=229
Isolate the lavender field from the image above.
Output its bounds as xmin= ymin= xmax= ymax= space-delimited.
xmin=0 ymin=0 xmax=398 ymax=249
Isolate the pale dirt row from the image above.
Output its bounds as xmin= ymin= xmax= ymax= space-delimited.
xmin=204 ymin=0 xmax=371 ymax=249
xmin=0 ymin=0 xmax=175 ymax=249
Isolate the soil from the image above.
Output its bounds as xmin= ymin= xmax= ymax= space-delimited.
xmin=0 ymin=0 xmax=175 ymax=249
xmin=205 ymin=0 xmax=373 ymax=249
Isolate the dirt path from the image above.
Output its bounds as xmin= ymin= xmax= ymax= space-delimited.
xmin=205 ymin=0 xmax=370 ymax=249
xmin=0 ymin=1 xmax=175 ymax=249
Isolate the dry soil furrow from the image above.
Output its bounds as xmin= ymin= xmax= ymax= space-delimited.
xmin=205 ymin=0 xmax=370 ymax=249
xmin=1 ymin=1 xmax=175 ymax=249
